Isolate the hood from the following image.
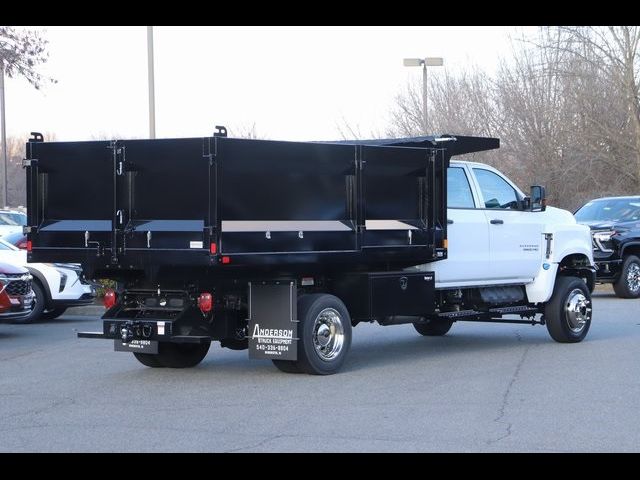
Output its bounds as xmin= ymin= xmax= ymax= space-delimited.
xmin=578 ymin=219 xmax=639 ymax=231
xmin=578 ymin=221 xmax=615 ymax=230
xmin=0 ymin=261 xmax=28 ymax=274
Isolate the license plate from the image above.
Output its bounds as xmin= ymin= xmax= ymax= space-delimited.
xmin=114 ymin=339 xmax=158 ymax=354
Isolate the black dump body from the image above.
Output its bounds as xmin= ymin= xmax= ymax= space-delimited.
xmin=24 ymin=134 xmax=498 ymax=280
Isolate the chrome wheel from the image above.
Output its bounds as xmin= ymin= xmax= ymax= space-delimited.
xmin=312 ymin=308 xmax=345 ymax=361
xmin=565 ymin=288 xmax=591 ymax=333
xmin=626 ymin=262 xmax=640 ymax=293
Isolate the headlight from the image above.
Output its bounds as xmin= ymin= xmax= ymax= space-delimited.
xmin=57 ymin=270 xmax=68 ymax=292
xmin=593 ymin=230 xmax=616 ymax=252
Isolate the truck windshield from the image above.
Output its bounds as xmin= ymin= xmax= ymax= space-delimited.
xmin=575 ymin=198 xmax=640 ymax=223
xmin=0 ymin=212 xmax=27 ymax=226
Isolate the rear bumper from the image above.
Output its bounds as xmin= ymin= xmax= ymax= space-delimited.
xmin=78 ymin=319 xmax=210 ymax=344
xmin=51 ymin=292 xmax=97 ymax=308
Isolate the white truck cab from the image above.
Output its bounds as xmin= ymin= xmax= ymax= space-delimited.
xmin=412 ymin=160 xmax=594 ymax=343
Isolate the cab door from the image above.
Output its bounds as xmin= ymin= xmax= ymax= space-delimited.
xmin=471 ymin=167 xmax=543 ymax=281
xmin=430 ymin=165 xmax=490 ymax=286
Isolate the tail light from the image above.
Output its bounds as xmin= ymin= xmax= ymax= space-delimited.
xmin=103 ymin=289 xmax=117 ymax=309
xmin=198 ymin=292 xmax=213 ymax=314
xmin=210 ymin=242 xmax=217 ymax=254
xmin=26 ymin=240 xmax=33 ymax=252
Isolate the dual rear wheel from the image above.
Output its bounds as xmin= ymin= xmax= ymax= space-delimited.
xmin=133 ymin=342 xmax=211 ymax=368
xmin=273 ymin=294 xmax=352 ymax=375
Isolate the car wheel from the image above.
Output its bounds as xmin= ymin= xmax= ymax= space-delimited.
xmin=293 ymin=294 xmax=352 ymax=375
xmin=545 ymin=276 xmax=592 ymax=343
xmin=11 ymin=281 xmax=46 ymax=324
xmin=40 ymin=307 xmax=68 ymax=320
xmin=272 ymin=359 xmax=303 ymax=373
xmin=413 ymin=318 xmax=454 ymax=336
xmin=133 ymin=352 xmax=165 ymax=368
xmin=156 ymin=342 xmax=211 ymax=368
xmin=612 ymin=255 xmax=640 ymax=299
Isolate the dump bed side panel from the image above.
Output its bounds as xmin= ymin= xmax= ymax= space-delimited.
xmin=26 ymin=136 xmax=446 ymax=274
xmin=27 ymin=140 xmax=115 ymax=263
xmin=217 ymin=138 xmax=357 ymax=254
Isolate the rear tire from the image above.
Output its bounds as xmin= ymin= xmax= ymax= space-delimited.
xmin=612 ymin=255 xmax=640 ymax=299
xmin=293 ymin=294 xmax=352 ymax=375
xmin=545 ymin=276 xmax=592 ymax=343
xmin=41 ymin=307 xmax=68 ymax=320
xmin=272 ymin=360 xmax=303 ymax=373
xmin=11 ymin=281 xmax=46 ymax=324
xmin=156 ymin=342 xmax=211 ymax=368
xmin=413 ymin=318 xmax=453 ymax=336
xmin=133 ymin=352 xmax=165 ymax=368
xmin=220 ymin=338 xmax=248 ymax=350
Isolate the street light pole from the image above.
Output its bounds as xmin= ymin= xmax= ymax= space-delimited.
xmin=147 ymin=26 xmax=156 ymax=139
xmin=403 ymin=57 xmax=444 ymax=134
xmin=0 ymin=59 xmax=7 ymax=207
xmin=422 ymin=62 xmax=428 ymax=134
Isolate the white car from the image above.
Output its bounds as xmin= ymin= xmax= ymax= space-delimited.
xmin=0 ymin=209 xmax=27 ymax=237
xmin=0 ymin=238 xmax=96 ymax=323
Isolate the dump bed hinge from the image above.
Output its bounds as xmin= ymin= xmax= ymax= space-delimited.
xmin=213 ymin=125 xmax=227 ymax=137
xmin=22 ymin=159 xmax=38 ymax=168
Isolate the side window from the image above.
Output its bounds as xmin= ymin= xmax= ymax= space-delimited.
xmin=473 ymin=168 xmax=519 ymax=209
xmin=447 ymin=167 xmax=475 ymax=208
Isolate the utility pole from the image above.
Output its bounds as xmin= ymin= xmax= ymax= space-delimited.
xmin=0 ymin=59 xmax=8 ymax=207
xmin=147 ymin=26 xmax=156 ymax=139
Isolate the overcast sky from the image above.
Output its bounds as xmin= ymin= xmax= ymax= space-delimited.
xmin=3 ymin=26 xmax=537 ymax=142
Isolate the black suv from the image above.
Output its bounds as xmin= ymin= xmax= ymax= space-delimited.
xmin=575 ymin=196 xmax=640 ymax=298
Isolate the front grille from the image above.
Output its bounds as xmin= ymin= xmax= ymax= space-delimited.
xmin=6 ymin=278 xmax=32 ymax=296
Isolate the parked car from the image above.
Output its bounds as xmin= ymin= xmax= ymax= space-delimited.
xmin=0 ymin=209 xmax=27 ymax=237
xmin=0 ymin=262 xmax=34 ymax=323
xmin=0 ymin=238 xmax=96 ymax=322
xmin=2 ymin=231 xmax=28 ymax=250
xmin=574 ymin=195 xmax=640 ymax=298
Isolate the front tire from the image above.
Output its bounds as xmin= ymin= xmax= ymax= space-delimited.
xmin=612 ymin=255 xmax=640 ymax=299
xmin=41 ymin=307 xmax=68 ymax=321
xmin=413 ymin=318 xmax=453 ymax=336
xmin=156 ymin=342 xmax=211 ymax=368
xmin=545 ymin=276 xmax=592 ymax=343
xmin=292 ymin=294 xmax=352 ymax=375
xmin=11 ymin=281 xmax=46 ymax=324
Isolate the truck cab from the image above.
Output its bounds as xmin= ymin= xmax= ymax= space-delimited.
xmin=429 ymin=161 xmax=594 ymax=303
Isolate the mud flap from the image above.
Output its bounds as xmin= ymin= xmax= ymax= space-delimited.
xmin=248 ymin=282 xmax=298 ymax=361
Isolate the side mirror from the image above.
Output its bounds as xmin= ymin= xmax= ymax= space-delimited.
xmin=529 ymin=185 xmax=546 ymax=212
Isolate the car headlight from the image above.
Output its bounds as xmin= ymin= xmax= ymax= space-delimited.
xmin=593 ymin=230 xmax=616 ymax=253
xmin=57 ymin=270 xmax=68 ymax=292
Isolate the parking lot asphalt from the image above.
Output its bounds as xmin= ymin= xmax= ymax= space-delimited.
xmin=0 ymin=288 xmax=638 ymax=452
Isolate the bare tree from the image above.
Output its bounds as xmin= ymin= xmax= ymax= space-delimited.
xmin=4 ymin=132 xmax=56 ymax=207
xmin=543 ymin=27 xmax=640 ymax=194
xmin=1 ymin=26 xmax=55 ymax=207
xmin=229 ymin=122 xmax=266 ymax=140
xmin=385 ymin=27 xmax=640 ymax=210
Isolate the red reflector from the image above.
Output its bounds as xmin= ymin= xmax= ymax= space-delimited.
xmin=198 ymin=292 xmax=213 ymax=313
xmin=222 ymin=256 xmax=231 ymax=264
xmin=26 ymin=240 xmax=33 ymax=252
xmin=210 ymin=242 xmax=217 ymax=254
xmin=103 ymin=289 xmax=117 ymax=309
